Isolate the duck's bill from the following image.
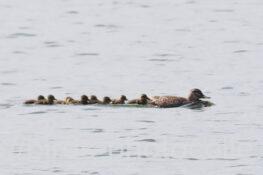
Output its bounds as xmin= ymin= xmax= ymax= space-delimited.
xmin=202 ymin=95 xmax=210 ymax=99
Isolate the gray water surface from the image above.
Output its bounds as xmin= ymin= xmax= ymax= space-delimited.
xmin=1 ymin=0 xmax=263 ymax=174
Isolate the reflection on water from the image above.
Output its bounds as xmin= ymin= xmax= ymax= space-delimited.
xmin=1 ymin=0 xmax=263 ymax=174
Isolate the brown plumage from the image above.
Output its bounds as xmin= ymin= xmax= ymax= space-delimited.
xmin=24 ymin=95 xmax=45 ymax=104
xmin=127 ymin=94 xmax=151 ymax=105
xmin=111 ymin=95 xmax=127 ymax=104
xmin=101 ymin=96 xmax=112 ymax=104
xmin=89 ymin=95 xmax=102 ymax=104
xmin=151 ymin=89 xmax=210 ymax=108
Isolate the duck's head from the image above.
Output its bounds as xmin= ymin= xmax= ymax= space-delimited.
xmin=37 ymin=95 xmax=45 ymax=101
xmin=120 ymin=95 xmax=128 ymax=101
xmin=81 ymin=95 xmax=89 ymax=103
xmin=47 ymin=95 xmax=56 ymax=102
xmin=188 ymin=89 xmax=210 ymax=101
xmin=103 ymin=96 xmax=112 ymax=104
xmin=141 ymin=94 xmax=150 ymax=100
xmin=90 ymin=95 xmax=98 ymax=101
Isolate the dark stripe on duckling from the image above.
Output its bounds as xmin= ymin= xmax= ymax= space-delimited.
xmin=127 ymin=94 xmax=151 ymax=105
xmin=151 ymin=89 xmax=210 ymax=108
xmin=24 ymin=95 xmax=45 ymax=104
xmin=111 ymin=95 xmax=127 ymax=104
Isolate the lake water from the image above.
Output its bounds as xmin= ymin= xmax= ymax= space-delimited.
xmin=0 ymin=0 xmax=263 ymax=174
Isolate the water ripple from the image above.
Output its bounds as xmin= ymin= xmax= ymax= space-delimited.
xmin=7 ymin=32 xmax=37 ymax=38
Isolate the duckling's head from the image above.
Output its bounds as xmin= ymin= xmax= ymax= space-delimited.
xmin=80 ymin=95 xmax=89 ymax=101
xmin=189 ymin=89 xmax=210 ymax=101
xmin=90 ymin=95 xmax=98 ymax=101
xmin=81 ymin=95 xmax=89 ymax=102
xmin=141 ymin=94 xmax=150 ymax=100
xmin=47 ymin=95 xmax=56 ymax=102
xmin=37 ymin=95 xmax=45 ymax=101
xmin=103 ymin=96 xmax=111 ymax=104
xmin=120 ymin=95 xmax=128 ymax=101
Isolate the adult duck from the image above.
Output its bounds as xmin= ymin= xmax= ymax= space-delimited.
xmin=151 ymin=89 xmax=210 ymax=108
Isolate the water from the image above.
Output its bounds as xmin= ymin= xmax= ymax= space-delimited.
xmin=1 ymin=0 xmax=263 ymax=174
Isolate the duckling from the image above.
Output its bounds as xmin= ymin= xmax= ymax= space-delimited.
xmin=24 ymin=95 xmax=45 ymax=104
xmin=89 ymin=95 xmax=102 ymax=104
xmin=101 ymin=96 xmax=112 ymax=104
xmin=127 ymin=94 xmax=151 ymax=105
xmin=80 ymin=95 xmax=89 ymax=105
xmin=111 ymin=95 xmax=127 ymax=104
xmin=151 ymin=89 xmax=210 ymax=108
xmin=63 ymin=95 xmax=89 ymax=105
xmin=35 ymin=95 xmax=56 ymax=105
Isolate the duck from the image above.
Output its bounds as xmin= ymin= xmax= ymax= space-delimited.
xmin=111 ymin=95 xmax=128 ymax=104
xmin=89 ymin=95 xmax=102 ymax=104
xmin=127 ymin=94 xmax=151 ymax=105
xmin=35 ymin=95 xmax=56 ymax=105
xmin=24 ymin=95 xmax=45 ymax=104
xmin=101 ymin=96 xmax=112 ymax=104
xmin=80 ymin=95 xmax=89 ymax=105
xmin=151 ymin=89 xmax=210 ymax=108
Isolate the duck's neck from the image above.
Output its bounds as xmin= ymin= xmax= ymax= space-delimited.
xmin=188 ymin=94 xmax=200 ymax=102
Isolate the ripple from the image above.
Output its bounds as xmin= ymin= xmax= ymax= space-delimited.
xmin=44 ymin=41 xmax=62 ymax=48
xmin=20 ymin=111 xmax=47 ymax=115
xmin=7 ymin=32 xmax=37 ymax=38
xmin=49 ymin=86 xmax=63 ymax=89
xmin=1 ymin=70 xmax=18 ymax=74
xmin=94 ymin=152 xmax=109 ymax=157
xmin=229 ymin=164 xmax=248 ymax=168
xmin=221 ymin=86 xmax=234 ymax=90
xmin=75 ymin=53 xmax=99 ymax=56
xmin=66 ymin=10 xmax=79 ymax=14
xmin=136 ymin=120 xmax=155 ymax=123
xmin=0 ymin=103 xmax=13 ymax=109
xmin=207 ymin=158 xmax=239 ymax=161
xmin=80 ymin=128 xmax=104 ymax=133
xmin=233 ymin=50 xmax=248 ymax=53
xmin=1 ymin=82 xmax=16 ymax=86
xmin=184 ymin=158 xmax=199 ymax=160
xmin=13 ymin=51 xmax=27 ymax=54
xmin=136 ymin=139 xmax=156 ymax=142
xmin=148 ymin=58 xmax=174 ymax=62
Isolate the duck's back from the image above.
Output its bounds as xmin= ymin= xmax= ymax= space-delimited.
xmin=153 ymin=96 xmax=188 ymax=108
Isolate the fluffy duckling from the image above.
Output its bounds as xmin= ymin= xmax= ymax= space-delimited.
xmin=127 ymin=94 xmax=151 ymax=105
xmin=89 ymin=95 xmax=102 ymax=104
xmin=151 ymin=89 xmax=210 ymax=108
xmin=111 ymin=95 xmax=127 ymax=104
xmin=24 ymin=95 xmax=45 ymax=104
xmin=35 ymin=95 xmax=56 ymax=105
xmin=101 ymin=96 xmax=112 ymax=104
xmin=80 ymin=95 xmax=89 ymax=105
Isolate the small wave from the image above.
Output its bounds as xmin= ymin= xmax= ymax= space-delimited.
xmin=1 ymin=82 xmax=16 ymax=86
xmin=7 ymin=33 xmax=37 ymax=38
xmin=233 ymin=50 xmax=248 ymax=53
xmin=75 ymin=53 xmax=99 ymax=56
xmin=136 ymin=139 xmax=156 ymax=142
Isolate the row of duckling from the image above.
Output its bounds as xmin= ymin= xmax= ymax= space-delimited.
xmin=24 ymin=89 xmax=213 ymax=108
xmin=24 ymin=94 xmax=150 ymax=105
